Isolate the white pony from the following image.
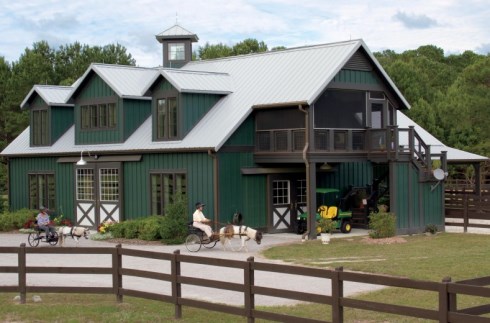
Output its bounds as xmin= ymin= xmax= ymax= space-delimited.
xmin=218 ymin=224 xmax=263 ymax=252
xmin=57 ymin=226 xmax=90 ymax=247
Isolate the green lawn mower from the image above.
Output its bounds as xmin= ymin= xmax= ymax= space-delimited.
xmin=296 ymin=188 xmax=353 ymax=234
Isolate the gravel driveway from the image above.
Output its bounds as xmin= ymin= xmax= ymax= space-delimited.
xmin=0 ymin=229 xmax=384 ymax=306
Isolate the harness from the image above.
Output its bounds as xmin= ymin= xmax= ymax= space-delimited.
xmin=70 ymin=227 xmax=85 ymax=239
xmin=238 ymin=225 xmax=252 ymax=241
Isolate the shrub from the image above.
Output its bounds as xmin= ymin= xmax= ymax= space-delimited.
xmin=110 ymin=220 xmax=139 ymax=239
xmin=0 ymin=209 xmax=36 ymax=232
xmin=424 ymin=223 xmax=438 ymax=234
xmin=369 ymin=212 xmax=396 ymax=239
xmin=159 ymin=194 xmax=188 ymax=244
xmin=138 ymin=216 xmax=165 ymax=241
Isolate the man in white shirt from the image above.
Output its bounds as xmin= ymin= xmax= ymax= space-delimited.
xmin=192 ymin=202 xmax=219 ymax=241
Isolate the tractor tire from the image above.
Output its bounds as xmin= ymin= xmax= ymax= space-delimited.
xmin=341 ymin=221 xmax=352 ymax=234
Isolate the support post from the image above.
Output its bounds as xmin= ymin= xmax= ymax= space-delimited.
xmin=245 ymin=256 xmax=255 ymax=323
xmin=19 ymin=243 xmax=26 ymax=304
xmin=332 ymin=266 xmax=344 ymax=323
xmin=112 ymin=244 xmax=123 ymax=303
xmin=172 ymin=250 xmax=182 ymax=319
xmin=440 ymin=277 xmax=456 ymax=322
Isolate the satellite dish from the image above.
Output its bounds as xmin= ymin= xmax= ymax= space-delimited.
xmin=433 ymin=168 xmax=445 ymax=181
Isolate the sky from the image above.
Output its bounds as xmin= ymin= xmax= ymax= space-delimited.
xmin=1 ymin=0 xmax=489 ymax=68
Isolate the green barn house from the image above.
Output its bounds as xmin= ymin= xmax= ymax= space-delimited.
xmin=2 ymin=24 xmax=486 ymax=239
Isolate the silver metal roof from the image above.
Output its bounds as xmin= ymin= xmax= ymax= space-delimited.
xmin=155 ymin=24 xmax=198 ymax=42
xmin=158 ymin=69 xmax=233 ymax=94
xmin=70 ymin=64 xmax=159 ymax=99
xmin=397 ymin=111 xmax=487 ymax=162
xmin=20 ymin=85 xmax=74 ymax=109
xmin=5 ymin=38 xmax=482 ymax=163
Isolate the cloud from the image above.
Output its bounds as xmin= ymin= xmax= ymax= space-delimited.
xmin=393 ymin=11 xmax=438 ymax=29
xmin=475 ymin=43 xmax=490 ymax=55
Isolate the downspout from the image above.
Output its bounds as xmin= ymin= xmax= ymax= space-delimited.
xmin=208 ymin=150 xmax=219 ymax=231
xmin=299 ymin=104 xmax=315 ymax=240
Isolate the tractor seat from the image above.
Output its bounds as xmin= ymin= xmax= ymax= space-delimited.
xmin=326 ymin=206 xmax=338 ymax=219
xmin=317 ymin=205 xmax=328 ymax=218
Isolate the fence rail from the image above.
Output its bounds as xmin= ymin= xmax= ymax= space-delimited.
xmin=1 ymin=244 xmax=490 ymax=322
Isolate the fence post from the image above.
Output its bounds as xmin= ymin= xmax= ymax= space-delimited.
xmin=440 ymin=276 xmax=456 ymax=323
xmin=244 ymin=256 xmax=255 ymax=323
xmin=18 ymin=243 xmax=26 ymax=304
xmin=172 ymin=250 xmax=182 ymax=319
xmin=112 ymin=244 xmax=123 ymax=303
xmin=463 ymin=194 xmax=468 ymax=232
xmin=332 ymin=266 xmax=344 ymax=323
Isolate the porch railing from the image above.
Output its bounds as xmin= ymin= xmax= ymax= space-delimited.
xmin=256 ymin=126 xmax=432 ymax=165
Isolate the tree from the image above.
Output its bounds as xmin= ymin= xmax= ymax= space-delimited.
xmin=232 ymin=38 xmax=268 ymax=55
xmin=197 ymin=42 xmax=234 ymax=60
xmin=197 ymin=38 xmax=270 ymax=60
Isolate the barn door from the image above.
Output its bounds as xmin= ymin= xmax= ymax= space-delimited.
xmin=270 ymin=175 xmax=306 ymax=233
xmin=75 ymin=162 xmax=121 ymax=228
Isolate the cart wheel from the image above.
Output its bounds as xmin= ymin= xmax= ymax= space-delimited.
xmin=185 ymin=233 xmax=202 ymax=252
xmin=203 ymin=239 xmax=218 ymax=249
xmin=48 ymin=232 xmax=59 ymax=246
xmin=341 ymin=221 xmax=352 ymax=234
xmin=28 ymin=232 xmax=40 ymax=247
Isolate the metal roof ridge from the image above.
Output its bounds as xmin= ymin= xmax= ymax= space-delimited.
xmin=187 ymin=39 xmax=362 ymax=65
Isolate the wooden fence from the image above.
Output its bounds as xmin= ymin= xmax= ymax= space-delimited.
xmin=1 ymin=244 xmax=490 ymax=322
xmin=445 ymin=191 xmax=490 ymax=232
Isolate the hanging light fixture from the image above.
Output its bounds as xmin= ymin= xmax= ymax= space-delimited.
xmin=76 ymin=150 xmax=90 ymax=166
xmin=320 ymin=162 xmax=333 ymax=171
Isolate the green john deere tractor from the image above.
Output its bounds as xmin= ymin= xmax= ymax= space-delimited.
xmin=296 ymin=188 xmax=353 ymax=235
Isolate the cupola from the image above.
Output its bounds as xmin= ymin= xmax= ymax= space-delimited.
xmin=155 ymin=24 xmax=198 ymax=68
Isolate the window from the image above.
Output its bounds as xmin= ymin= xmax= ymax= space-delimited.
xmin=76 ymin=169 xmax=95 ymax=200
xmin=99 ymin=168 xmax=119 ymax=202
xmin=272 ymin=180 xmax=290 ymax=205
xmin=29 ymin=173 xmax=55 ymax=210
xmin=81 ymin=103 xmax=116 ymax=129
xmin=156 ymin=97 xmax=177 ymax=139
xmin=32 ymin=110 xmax=48 ymax=145
xmin=314 ymin=89 xmax=366 ymax=129
xmin=150 ymin=172 xmax=186 ymax=215
xmin=168 ymin=43 xmax=185 ymax=60
xmin=371 ymin=103 xmax=383 ymax=129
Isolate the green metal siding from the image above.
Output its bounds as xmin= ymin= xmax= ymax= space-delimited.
xmin=123 ymin=152 xmax=215 ymax=221
xmin=181 ymin=93 xmax=222 ymax=135
xmin=223 ymin=115 xmax=255 ymax=146
xmin=332 ymin=70 xmax=380 ymax=85
xmin=318 ymin=161 xmax=373 ymax=193
xmin=75 ymin=74 xmax=121 ymax=144
xmin=123 ymin=99 xmax=151 ymax=140
xmin=392 ymin=162 xmax=444 ymax=232
xmin=8 ymin=157 xmax=74 ymax=221
xmin=51 ymin=106 xmax=74 ymax=143
xmin=77 ymin=73 xmax=116 ymax=100
xmin=217 ymin=152 xmax=267 ymax=228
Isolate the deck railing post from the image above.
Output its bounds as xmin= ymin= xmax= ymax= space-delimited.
xmin=19 ymin=243 xmax=26 ymax=304
xmin=112 ymin=244 xmax=123 ymax=303
xmin=332 ymin=266 xmax=344 ymax=323
xmin=463 ymin=194 xmax=469 ymax=232
xmin=172 ymin=250 xmax=182 ymax=319
xmin=245 ymin=256 xmax=255 ymax=323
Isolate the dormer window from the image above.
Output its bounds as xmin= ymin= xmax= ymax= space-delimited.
xmin=32 ymin=109 xmax=48 ymax=146
xmin=168 ymin=43 xmax=185 ymax=61
xmin=157 ymin=97 xmax=177 ymax=139
xmin=81 ymin=103 xmax=117 ymax=129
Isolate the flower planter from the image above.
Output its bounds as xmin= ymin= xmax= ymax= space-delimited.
xmin=320 ymin=233 xmax=331 ymax=244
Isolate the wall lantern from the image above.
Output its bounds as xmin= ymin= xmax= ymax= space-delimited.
xmin=76 ymin=150 xmax=91 ymax=166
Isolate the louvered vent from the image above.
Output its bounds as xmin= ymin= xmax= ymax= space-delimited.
xmin=344 ymin=51 xmax=372 ymax=71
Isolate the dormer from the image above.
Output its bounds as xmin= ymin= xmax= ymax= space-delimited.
xmin=155 ymin=24 xmax=198 ymax=68
xmin=20 ymin=85 xmax=74 ymax=147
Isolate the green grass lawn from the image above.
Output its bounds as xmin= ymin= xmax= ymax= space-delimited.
xmin=2 ymin=232 xmax=489 ymax=322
